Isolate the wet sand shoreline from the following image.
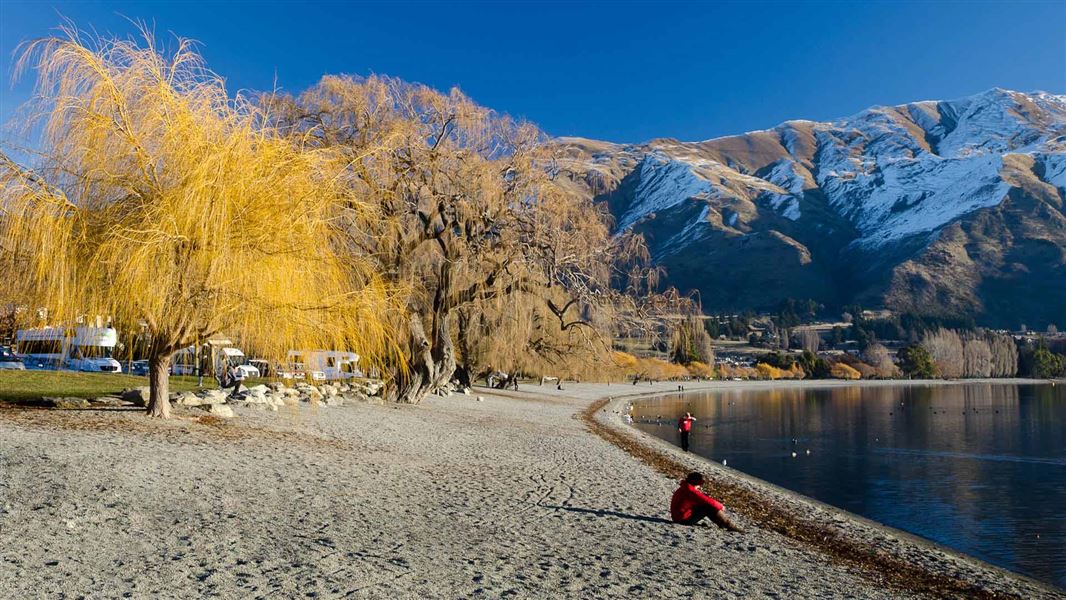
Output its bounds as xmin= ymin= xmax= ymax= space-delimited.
xmin=580 ymin=380 xmax=1061 ymax=599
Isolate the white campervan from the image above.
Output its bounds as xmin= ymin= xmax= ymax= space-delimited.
xmin=168 ymin=341 xmax=260 ymax=380
xmin=286 ymin=350 xmax=360 ymax=381
xmin=217 ymin=347 xmax=261 ymax=380
xmin=15 ymin=326 xmax=122 ymax=373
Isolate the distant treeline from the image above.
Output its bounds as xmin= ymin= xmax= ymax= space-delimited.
xmin=752 ymin=330 xmax=1064 ymax=380
xmin=704 ymin=300 xmax=993 ymax=344
xmin=845 ymin=306 xmax=981 ymax=347
xmin=694 ymin=299 xmax=1066 ymax=380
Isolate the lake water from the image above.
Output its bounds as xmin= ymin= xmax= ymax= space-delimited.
xmin=630 ymin=383 xmax=1066 ymax=588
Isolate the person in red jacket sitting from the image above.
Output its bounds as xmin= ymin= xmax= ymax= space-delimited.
xmin=670 ymin=472 xmax=743 ymax=532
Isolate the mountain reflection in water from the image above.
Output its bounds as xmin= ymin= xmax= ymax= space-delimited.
xmin=631 ymin=383 xmax=1066 ymax=588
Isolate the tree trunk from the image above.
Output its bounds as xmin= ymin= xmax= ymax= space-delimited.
xmin=146 ymin=352 xmax=172 ymax=419
xmin=453 ymin=309 xmax=475 ymax=390
xmin=387 ymin=312 xmax=457 ymax=404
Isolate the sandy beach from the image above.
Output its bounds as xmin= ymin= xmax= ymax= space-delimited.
xmin=0 ymin=380 xmax=1060 ymax=599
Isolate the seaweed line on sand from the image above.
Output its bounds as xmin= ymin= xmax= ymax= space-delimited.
xmin=579 ymin=397 xmax=1025 ymax=600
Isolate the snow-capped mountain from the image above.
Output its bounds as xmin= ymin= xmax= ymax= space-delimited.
xmin=555 ymin=89 xmax=1066 ymax=327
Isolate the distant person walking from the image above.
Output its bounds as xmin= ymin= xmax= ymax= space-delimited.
xmin=670 ymin=472 xmax=743 ymax=532
xmin=678 ymin=412 xmax=697 ymax=451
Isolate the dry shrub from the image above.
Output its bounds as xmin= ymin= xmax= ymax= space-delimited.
xmin=611 ymin=351 xmax=639 ymax=371
xmin=755 ymin=363 xmax=805 ymax=380
xmin=830 ymin=363 xmax=861 ymax=380
xmin=854 ymin=361 xmax=880 ymax=379
xmin=863 ymin=343 xmax=901 ymax=378
xmin=717 ymin=364 xmax=760 ymax=379
xmin=686 ymin=361 xmax=715 ymax=379
xmin=755 ymin=363 xmax=783 ymax=380
xmin=635 ymin=357 xmax=688 ymax=380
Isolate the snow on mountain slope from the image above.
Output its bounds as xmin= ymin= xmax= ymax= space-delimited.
xmin=559 ymin=88 xmax=1066 ymax=250
xmin=555 ymin=89 xmax=1066 ymax=323
xmin=1046 ymin=153 xmax=1066 ymax=189
xmin=617 ymin=152 xmax=713 ymax=230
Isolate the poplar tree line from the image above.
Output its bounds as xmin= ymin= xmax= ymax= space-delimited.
xmin=920 ymin=328 xmax=1018 ymax=379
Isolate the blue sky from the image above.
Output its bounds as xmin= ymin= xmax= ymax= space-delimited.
xmin=2 ymin=1 xmax=1064 ymax=143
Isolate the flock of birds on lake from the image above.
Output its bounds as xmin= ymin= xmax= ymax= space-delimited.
xmin=626 ymin=398 xmax=1007 ymax=467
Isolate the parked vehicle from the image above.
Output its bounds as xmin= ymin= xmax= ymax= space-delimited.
xmin=0 ymin=346 xmax=25 ymax=370
xmin=167 ymin=343 xmax=260 ymax=380
xmin=273 ymin=360 xmax=306 ymax=380
xmin=218 ymin=347 xmax=260 ymax=380
xmin=247 ymin=359 xmax=278 ymax=378
xmin=15 ymin=327 xmax=122 ymax=372
xmin=169 ymin=346 xmax=202 ymax=376
xmin=286 ymin=350 xmax=360 ymax=381
xmin=129 ymin=359 xmax=149 ymax=376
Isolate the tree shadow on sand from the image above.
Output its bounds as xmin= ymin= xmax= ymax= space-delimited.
xmin=543 ymin=505 xmax=672 ymax=524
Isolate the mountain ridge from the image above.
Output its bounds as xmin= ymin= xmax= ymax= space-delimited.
xmin=554 ymin=88 xmax=1066 ymax=327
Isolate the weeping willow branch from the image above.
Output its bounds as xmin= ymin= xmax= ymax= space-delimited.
xmin=0 ymin=24 xmax=400 ymax=417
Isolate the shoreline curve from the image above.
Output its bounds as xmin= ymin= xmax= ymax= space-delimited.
xmin=577 ymin=379 xmax=1063 ymax=599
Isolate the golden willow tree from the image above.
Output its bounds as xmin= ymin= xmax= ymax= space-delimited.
xmin=0 ymin=28 xmax=395 ymax=417
xmin=270 ymin=76 xmax=664 ymax=402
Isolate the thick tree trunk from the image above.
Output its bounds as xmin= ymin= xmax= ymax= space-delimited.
xmin=146 ymin=352 xmax=172 ymax=419
xmin=453 ymin=309 xmax=474 ymax=390
xmin=387 ymin=313 xmax=457 ymax=404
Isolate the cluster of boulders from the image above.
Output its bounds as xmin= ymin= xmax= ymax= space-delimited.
xmin=170 ymin=380 xmax=386 ymax=417
xmin=41 ymin=380 xmax=386 ymax=418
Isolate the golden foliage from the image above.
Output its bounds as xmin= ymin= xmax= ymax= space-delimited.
xmin=669 ymin=315 xmax=714 ymax=364
xmin=275 ymin=74 xmax=644 ymax=400
xmin=611 ymin=351 xmax=640 ymax=370
xmin=685 ymin=361 xmax=715 ymax=379
xmin=754 ymin=362 xmax=805 ymax=380
xmin=716 ymin=364 xmax=759 ymax=380
xmin=603 ymin=351 xmax=690 ymax=381
xmin=0 ymin=27 xmax=397 ymax=414
xmin=755 ymin=363 xmax=783 ymax=380
xmin=830 ymin=363 xmax=862 ymax=380
xmin=633 ymin=357 xmax=688 ymax=380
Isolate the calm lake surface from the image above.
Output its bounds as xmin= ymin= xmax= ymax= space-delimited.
xmin=631 ymin=383 xmax=1066 ymax=588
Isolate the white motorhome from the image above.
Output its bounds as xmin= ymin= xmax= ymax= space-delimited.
xmin=169 ymin=346 xmax=198 ymax=376
xmin=217 ymin=347 xmax=260 ymax=380
xmin=286 ymin=350 xmax=360 ymax=381
xmin=15 ymin=326 xmax=122 ymax=373
xmin=169 ymin=345 xmax=207 ymax=376
xmin=168 ymin=340 xmax=260 ymax=380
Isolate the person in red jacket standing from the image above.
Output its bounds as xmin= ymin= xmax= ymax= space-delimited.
xmin=670 ymin=472 xmax=743 ymax=532
xmin=677 ymin=412 xmax=696 ymax=451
